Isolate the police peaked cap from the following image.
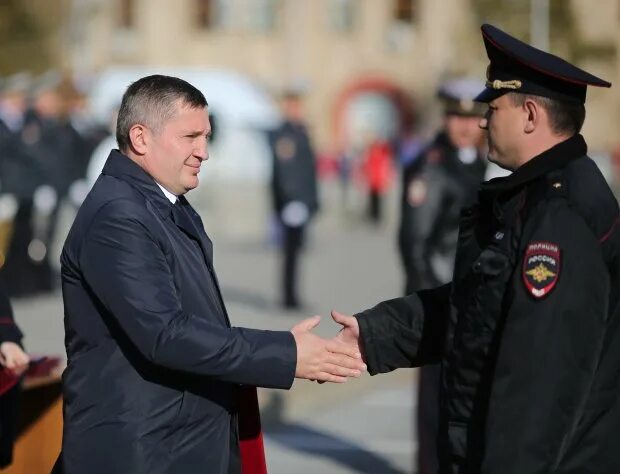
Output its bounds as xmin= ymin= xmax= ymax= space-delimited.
xmin=475 ymin=24 xmax=611 ymax=104
xmin=437 ymin=77 xmax=487 ymax=116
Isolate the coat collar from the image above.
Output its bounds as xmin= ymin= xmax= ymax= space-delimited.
xmin=481 ymin=134 xmax=587 ymax=195
xmin=102 ymin=149 xmax=174 ymax=220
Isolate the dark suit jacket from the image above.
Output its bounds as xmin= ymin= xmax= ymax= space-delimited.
xmin=58 ymin=150 xmax=296 ymax=474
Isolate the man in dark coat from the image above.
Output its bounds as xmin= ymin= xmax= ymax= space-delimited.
xmin=55 ymin=75 xmax=365 ymax=474
xmin=267 ymin=90 xmax=319 ymax=309
xmin=0 ymin=272 xmax=30 ymax=467
xmin=398 ymin=78 xmax=487 ymax=474
xmin=331 ymin=24 xmax=620 ymax=473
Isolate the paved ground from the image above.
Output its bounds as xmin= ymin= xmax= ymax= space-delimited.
xmin=11 ymin=181 xmax=420 ymax=473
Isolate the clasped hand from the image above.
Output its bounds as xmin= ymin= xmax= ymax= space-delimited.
xmin=291 ymin=310 xmax=365 ymax=384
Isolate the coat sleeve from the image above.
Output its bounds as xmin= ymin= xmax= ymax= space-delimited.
xmin=79 ymin=199 xmax=296 ymax=389
xmin=355 ymin=283 xmax=452 ymax=374
xmin=482 ymin=199 xmax=610 ymax=473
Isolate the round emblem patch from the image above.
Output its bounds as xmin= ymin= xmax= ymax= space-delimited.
xmin=522 ymin=241 xmax=561 ymax=299
xmin=275 ymin=137 xmax=296 ymax=161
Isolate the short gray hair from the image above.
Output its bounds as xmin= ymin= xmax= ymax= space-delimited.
xmin=116 ymin=75 xmax=208 ymax=152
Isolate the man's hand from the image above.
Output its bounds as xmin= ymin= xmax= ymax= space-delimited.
xmin=291 ymin=315 xmax=366 ymax=383
xmin=331 ymin=310 xmax=365 ymax=363
xmin=0 ymin=342 xmax=30 ymax=376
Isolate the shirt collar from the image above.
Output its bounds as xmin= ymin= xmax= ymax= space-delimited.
xmin=156 ymin=182 xmax=178 ymax=204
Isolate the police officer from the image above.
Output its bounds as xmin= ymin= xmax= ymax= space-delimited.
xmin=399 ymin=78 xmax=487 ymax=295
xmin=332 ymin=24 xmax=619 ymax=473
xmin=19 ymin=71 xmax=86 ymax=293
xmin=398 ymin=78 xmax=487 ymax=474
xmin=267 ymin=90 xmax=319 ymax=309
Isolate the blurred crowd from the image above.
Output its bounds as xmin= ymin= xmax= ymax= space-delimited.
xmin=0 ymin=71 xmax=109 ymax=297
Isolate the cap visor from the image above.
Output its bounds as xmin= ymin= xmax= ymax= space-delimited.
xmin=474 ymin=87 xmax=506 ymax=103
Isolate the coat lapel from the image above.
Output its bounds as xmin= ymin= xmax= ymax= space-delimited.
xmin=172 ymin=197 xmax=214 ymax=266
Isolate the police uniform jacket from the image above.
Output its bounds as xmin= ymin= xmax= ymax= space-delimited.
xmin=356 ymin=134 xmax=620 ymax=473
xmin=59 ymin=150 xmax=297 ymax=474
xmin=399 ymin=132 xmax=486 ymax=292
xmin=268 ymin=120 xmax=319 ymax=217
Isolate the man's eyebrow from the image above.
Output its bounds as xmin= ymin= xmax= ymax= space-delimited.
xmin=184 ymin=130 xmax=209 ymax=137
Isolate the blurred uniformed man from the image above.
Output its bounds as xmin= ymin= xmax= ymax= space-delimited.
xmin=332 ymin=24 xmax=620 ymax=473
xmin=399 ymin=78 xmax=487 ymax=295
xmin=15 ymin=71 xmax=86 ymax=293
xmin=267 ymin=90 xmax=319 ymax=309
xmin=398 ymin=78 xmax=487 ymax=474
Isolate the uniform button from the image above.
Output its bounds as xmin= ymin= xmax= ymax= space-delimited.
xmin=473 ymin=261 xmax=482 ymax=272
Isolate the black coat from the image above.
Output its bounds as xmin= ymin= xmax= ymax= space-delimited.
xmin=21 ymin=112 xmax=84 ymax=199
xmin=58 ymin=150 xmax=297 ymax=474
xmin=398 ymin=132 xmax=486 ymax=293
xmin=0 ymin=119 xmax=44 ymax=199
xmin=356 ymin=135 xmax=620 ymax=473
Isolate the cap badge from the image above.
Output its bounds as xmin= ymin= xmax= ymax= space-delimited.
xmin=486 ymin=79 xmax=522 ymax=90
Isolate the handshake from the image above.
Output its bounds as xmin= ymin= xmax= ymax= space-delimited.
xmin=290 ymin=310 xmax=366 ymax=384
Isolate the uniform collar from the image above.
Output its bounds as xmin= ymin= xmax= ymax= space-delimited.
xmin=101 ymin=149 xmax=175 ymax=219
xmin=481 ymin=134 xmax=587 ymax=194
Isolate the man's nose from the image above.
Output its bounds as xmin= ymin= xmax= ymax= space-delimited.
xmin=195 ymin=141 xmax=209 ymax=161
xmin=479 ymin=117 xmax=488 ymax=130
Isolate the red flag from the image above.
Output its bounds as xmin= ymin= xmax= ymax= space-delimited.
xmin=238 ymin=386 xmax=268 ymax=474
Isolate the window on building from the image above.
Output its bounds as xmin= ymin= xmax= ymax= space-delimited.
xmin=329 ymin=0 xmax=356 ymax=33
xmin=118 ymin=0 xmax=135 ymax=29
xmin=393 ymin=0 xmax=418 ymax=24
xmin=195 ymin=0 xmax=212 ymax=28
xmin=248 ymin=0 xmax=280 ymax=32
xmin=195 ymin=0 xmax=233 ymax=30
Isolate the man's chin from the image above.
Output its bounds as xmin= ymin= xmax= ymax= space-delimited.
xmin=487 ymin=153 xmax=514 ymax=172
xmin=183 ymin=178 xmax=200 ymax=193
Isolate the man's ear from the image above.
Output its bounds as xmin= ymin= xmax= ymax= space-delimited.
xmin=128 ymin=124 xmax=148 ymax=155
xmin=523 ymin=99 xmax=539 ymax=134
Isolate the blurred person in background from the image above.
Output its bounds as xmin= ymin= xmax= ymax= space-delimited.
xmin=267 ymin=89 xmax=319 ymax=310
xmin=0 ymin=271 xmax=30 ymax=468
xmin=397 ymin=77 xmax=487 ymax=474
xmin=361 ymin=133 xmax=394 ymax=225
xmin=54 ymin=75 xmax=363 ymax=474
xmin=0 ymin=72 xmax=48 ymax=296
xmin=330 ymin=24 xmax=619 ymax=474
xmin=18 ymin=71 xmax=87 ymax=293
xmin=399 ymin=78 xmax=487 ymax=293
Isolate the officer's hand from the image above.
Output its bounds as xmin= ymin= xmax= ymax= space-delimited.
xmin=0 ymin=341 xmax=30 ymax=376
xmin=291 ymin=316 xmax=366 ymax=383
xmin=331 ymin=310 xmax=366 ymax=363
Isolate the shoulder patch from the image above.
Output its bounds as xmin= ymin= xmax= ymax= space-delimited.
xmin=275 ymin=136 xmax=296 ymax=161
xmin=522 ymin=241 xmax=561 ymax=299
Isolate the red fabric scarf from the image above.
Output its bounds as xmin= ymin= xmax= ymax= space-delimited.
xmin=238 ymin=386 xmax=268 ymax=474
